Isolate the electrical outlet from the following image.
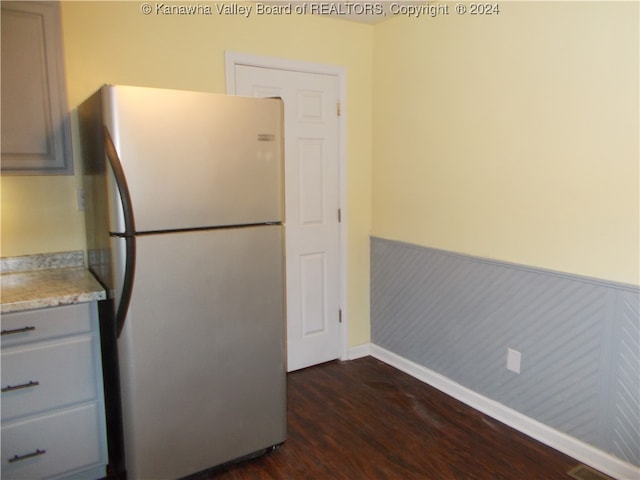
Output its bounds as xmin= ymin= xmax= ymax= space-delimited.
xmin=507 ymin=348 xmax=521 ymax=374
xmin=76 ymin=188 xmax=85 ymax=211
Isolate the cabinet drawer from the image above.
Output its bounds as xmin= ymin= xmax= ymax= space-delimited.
xmin=1 ymin=304 xmax=93 ymax=348
xmin=1 ymin=403 xmax=106 ymax=480
xmin=1 ymin=337 xmax=99 ymax=422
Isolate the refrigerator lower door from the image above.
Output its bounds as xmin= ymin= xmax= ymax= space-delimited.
xmin=115 ymin=225 xmax=286 ymax=480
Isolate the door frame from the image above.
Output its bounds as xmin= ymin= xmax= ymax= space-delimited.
xmin=225 ymin=51 xmax=349 ymax=362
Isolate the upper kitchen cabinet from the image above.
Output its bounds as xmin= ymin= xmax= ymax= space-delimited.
xmin=1 ymin=1 xmax=73 ymax=175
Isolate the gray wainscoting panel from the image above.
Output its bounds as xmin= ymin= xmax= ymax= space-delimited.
xmin=611 ymin=290 xmax=640 ymax=464
xmin=370 ymin=237 xmax=640 ymax=466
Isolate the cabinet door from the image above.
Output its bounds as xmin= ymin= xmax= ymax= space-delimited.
xmin=1 ymin=1 xmax=73 ymax=174
xmin=2 ymin=336 xmax=99 ymax=422
xmin=2 ymin=403 xmax=106 ymax=480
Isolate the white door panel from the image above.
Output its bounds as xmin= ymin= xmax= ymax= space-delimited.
xmin=234 ymin=65 xmax=341 ymax=371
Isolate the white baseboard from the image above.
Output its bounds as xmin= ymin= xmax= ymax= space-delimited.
xmin=362 ymin=343 xmax=640 ymax=480
xmin=346 ymin=343 xmax=371 ymax=360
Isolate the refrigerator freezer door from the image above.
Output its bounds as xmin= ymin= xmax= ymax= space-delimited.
xmin=103 ymin=85 xmax=284 ymax=233
xmin=116 ymin=225 xmax=286 ymax=480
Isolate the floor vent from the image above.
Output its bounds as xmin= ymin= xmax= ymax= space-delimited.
xmin=567 ymin=464 xmax=615 ymax=480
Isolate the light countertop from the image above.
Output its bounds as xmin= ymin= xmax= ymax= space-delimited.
xmin=1 ymin=252 xmax=106 ymax=314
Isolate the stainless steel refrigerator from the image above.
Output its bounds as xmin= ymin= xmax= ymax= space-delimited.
xmin=78 ymin=85 xmax=287 ymax=480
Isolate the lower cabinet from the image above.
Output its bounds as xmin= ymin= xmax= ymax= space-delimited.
xmin=1 ymin=303 xmax=107 ymax=479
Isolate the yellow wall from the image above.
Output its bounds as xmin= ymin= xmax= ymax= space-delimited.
xmin=1 ymin=175 xmax=85 ymax=254
xmin=1 ymin=2 xmax=373 ymax=346
xmin=372 ymin=2 xmax=639 ymax=286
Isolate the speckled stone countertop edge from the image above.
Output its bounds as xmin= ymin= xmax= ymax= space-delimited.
xmin=1 ymin=252 xmax=106 ymax=314
xmin=1 ymin=251 xmax=85 ymax=274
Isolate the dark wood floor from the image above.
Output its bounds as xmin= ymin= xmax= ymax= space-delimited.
xmin=205 ymin=356 xmax=584 ymax=479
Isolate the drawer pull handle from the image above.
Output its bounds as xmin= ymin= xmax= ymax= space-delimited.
xmin=1 ymin=326 xmax=36 ymax=336
xmin=2 ymin=381 xmax=40 ymax=393
xmin=8 ymin=449 xmax=46 ymax=463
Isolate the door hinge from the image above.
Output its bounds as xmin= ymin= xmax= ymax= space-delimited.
xmin=338 ymin=208 xmax=342 ymax=223
xmin=339 ymin=309 xmax=343 ymax=323
xmin=337 ymin=101 xmax=341 ymax=117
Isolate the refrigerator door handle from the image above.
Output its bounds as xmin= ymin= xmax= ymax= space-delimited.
xmin=104 ymin=126 xmax=137 ymax=337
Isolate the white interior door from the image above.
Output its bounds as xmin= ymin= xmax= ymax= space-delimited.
xmin=232 ymin=64 xmax=342 ymax=372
